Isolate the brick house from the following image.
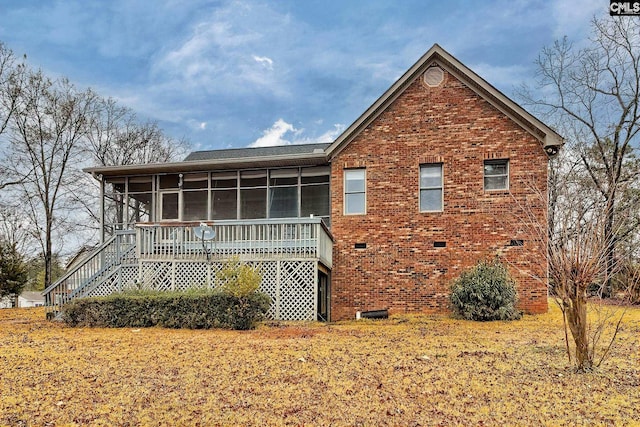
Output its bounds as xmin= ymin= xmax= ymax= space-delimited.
xmin=43 ymin=44 xmax=562 ymax=321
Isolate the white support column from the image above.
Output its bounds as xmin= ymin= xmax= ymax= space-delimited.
xmin=99 ymin=174 xmax=105 ymax=243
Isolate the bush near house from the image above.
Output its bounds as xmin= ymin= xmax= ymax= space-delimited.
xmin=450 ymin=259 xmax=522 ymax=321
xmin=216 ymin=257 xmax=263 ymax=298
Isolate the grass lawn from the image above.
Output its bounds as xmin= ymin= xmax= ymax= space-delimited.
xmin=0 ymin=302 xmax=638 ymax=427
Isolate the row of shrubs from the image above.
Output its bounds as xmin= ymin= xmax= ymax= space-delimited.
xmin=62 ymin=259 xmax=271 ymax=330
xmin=63 ymin=290 xmax=271 ymax=330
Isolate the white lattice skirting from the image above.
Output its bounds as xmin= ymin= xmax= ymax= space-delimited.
xmin=87 ymin=260 xmax=319 ymax=321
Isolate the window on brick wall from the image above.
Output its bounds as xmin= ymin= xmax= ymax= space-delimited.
xmin=420 ymin=164 xmax=443 ymax=212
xmin=484 ymin=159 xmax=509 ymax=191
xmin=344 ymin=169 xmax=366 ymax=215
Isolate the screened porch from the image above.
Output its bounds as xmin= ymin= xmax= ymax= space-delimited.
xmin=97 ymin=165 xmax=331 ymax=240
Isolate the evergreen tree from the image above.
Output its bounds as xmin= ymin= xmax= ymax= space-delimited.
xmin=0 ymin=239 xmax=28 ymax=298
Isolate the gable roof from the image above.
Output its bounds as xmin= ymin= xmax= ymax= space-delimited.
xmin=326 ymin=44 xmax=563 ymax=158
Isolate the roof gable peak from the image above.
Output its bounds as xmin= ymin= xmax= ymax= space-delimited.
xmin=326 ymin=44 xmax=562 ymax=158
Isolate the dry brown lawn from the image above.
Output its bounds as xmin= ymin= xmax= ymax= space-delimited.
xmin=0 ymin=302 xmax=638 ymax=427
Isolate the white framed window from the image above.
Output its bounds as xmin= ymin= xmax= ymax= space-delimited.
xmin=344 ymin=169 xmax=366 ymax=215
xmin=484 ymin=159 xmax=509 ymax=191
xmin=420 ymin=164 xmax=443 ymax=212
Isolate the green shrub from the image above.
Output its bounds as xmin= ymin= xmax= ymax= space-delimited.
xmin=61 ymin=290 xmax=271 ymax=330
xmin=450 ymin=259 xmax=522 ymax=321
xmin=216 ymin=257 xmax=262 ymax=298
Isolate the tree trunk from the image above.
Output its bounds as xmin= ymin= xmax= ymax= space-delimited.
xmin=602 ymin=196 xmax=616 ymax=298
xmin=566 ymin=292 xmax=592 ymax=371
xmin=44 ymin=218 xmax=53 ymax=289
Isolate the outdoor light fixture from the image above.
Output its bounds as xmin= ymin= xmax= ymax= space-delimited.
xmin=545 ymin=146 xmax=559 ymax=156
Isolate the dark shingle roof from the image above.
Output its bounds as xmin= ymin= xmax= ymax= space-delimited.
xmin=184 ymin=143 xmax=331 ymax=161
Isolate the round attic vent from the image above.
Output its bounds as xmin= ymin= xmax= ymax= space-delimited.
xmin=423 ymin=66 xmax=444 ymax=87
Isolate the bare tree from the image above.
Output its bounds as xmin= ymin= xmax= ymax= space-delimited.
xmin=7 ymin=70 xmax=96 ymax=289
xmin=514 ymin=175 xmax=637 ymax=372
xmin=0 ymin=42 xmax=26 ymax=190
xmin=521 ymin=17 xmax=640 ymax=297
xmin=0 ymin=203 xmax=33 ymax=255
xmin=86 ymin=97 xmax=187 ymax=167
xmin=73 ymin=96 xmax=188 ymax=235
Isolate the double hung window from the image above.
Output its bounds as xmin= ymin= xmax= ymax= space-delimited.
xmin=484 ymin=159 xmax=509 ymax=191
xmin=419 ymin=164 xmax=443 ymax=212
xmin=344 ymin=169 xmax=366 ymax=215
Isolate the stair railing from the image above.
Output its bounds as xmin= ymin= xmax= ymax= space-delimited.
xmin=42 ymin=230 xmax=135 ymax=318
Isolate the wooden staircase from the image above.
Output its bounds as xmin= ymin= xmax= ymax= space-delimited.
xmin=42 ymin=230 xmax=136 ymax=319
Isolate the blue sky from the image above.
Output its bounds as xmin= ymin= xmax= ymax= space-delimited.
xmin=0 ymin=0 xmax=602 ymax=153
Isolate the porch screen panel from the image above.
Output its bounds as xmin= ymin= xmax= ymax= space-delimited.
xmin=127 ymin=177 xmax=152 ymax=225
xmin=301 ymin=185 xmax=329 ymax=217
xmin=104 ymin=178 xmax=126 ymax=232
xmin=240 ymin=170 xmax=267 ymax=219
xmin=269 ymin=169 xmax=298 ymax=218
xmin=212 ymin=190 xmax=237 ymax=219
xmin=212 ymin=172 xmax=238 ymax=220
xmin=302 ymin=166 xmax=330 ymax=222
xmin=159 ymin=174 xmax=180 ymax=189
xmin=183 ymin=173 xmax=208 ymax=221
xmin=241 ymin=188 xmax=267 ymax=219
xmin=183 ymin=191 xmax=208 ymax=220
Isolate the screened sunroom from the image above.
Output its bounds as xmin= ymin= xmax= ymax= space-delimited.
xmin=100 ymin=165 xmax=330 ymax=235
xmin=44 ymin=144 xmax=334 ymax=321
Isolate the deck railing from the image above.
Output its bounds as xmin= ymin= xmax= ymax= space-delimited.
xmin=136 ymin=218 xmax=333 ymax=267
xmin=42 ymin=230 xmax=136 ymax=317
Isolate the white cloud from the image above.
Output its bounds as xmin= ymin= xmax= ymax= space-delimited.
xmin=253 ymin=55 xmax=273 ymax=69
xmin=150 ymin=1 xmax=291 ymax=97
xmin=293 ymin=123 xmax=346 ymax=145
xmin=250 ymin=119 xmax=297 ymax=147
xmin=185 ymin=118 xmax=208 ymax=131
xmin=249 ymin=120 xmax=345 ymax=148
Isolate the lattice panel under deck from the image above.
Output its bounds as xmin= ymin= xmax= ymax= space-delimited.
xmin=79 ymin=258 xmax=319 ymax=321
xmin=255 ymin=261 xmax=279 ymax=319
xmin=278 ymin=261 xmax=316 ymax=321
xmin=85 ymin=271 xmax=120 ymax=298
xmin=120 ymin=265 xmax=139 ymax=289
xmin=174 ymin=261 xmax=210 ymax=291
xmin=139 ymin=261 xmax=173 ymax=291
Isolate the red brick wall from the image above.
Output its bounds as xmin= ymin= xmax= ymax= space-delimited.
xmin=329 ymin=67 xmax=549 ymax=321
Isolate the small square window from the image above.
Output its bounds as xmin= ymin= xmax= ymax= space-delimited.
xmin=484 ymin=159 xmax=509 ymax=191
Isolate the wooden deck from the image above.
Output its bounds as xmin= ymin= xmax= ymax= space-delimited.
xmin=43 ymin=218 xmax=333 ymax=320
